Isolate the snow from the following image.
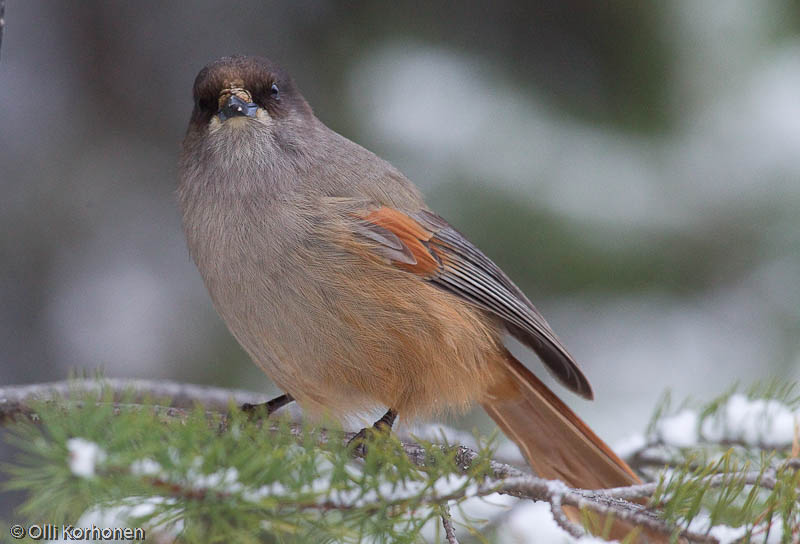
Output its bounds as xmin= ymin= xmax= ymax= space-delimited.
xmin=66 ymin=438 xmax=107 ymax=478
xmin=241 ymin=482 xmax=287 ymax=502
xmin=418 ymin=494 xmax=600 ymax=544
xmin=545 ymin=480 xmax=570 ymax=495
xmin=432 ymin=474 xmax=470 ymax=497
xmin=657 ymin=409 xmax=699 ymax=447
xmin=701 ymin=393 xmax=798 ymax=446
xmin=495 ymin=439 xmax=526 ymax=464
xmin=460 ymin=492 xmax=518 ymax=520
xmin=186 ymin=461 xmax=241 ymax=491
xmin=650 ymin=393 xmax=798 ymax=448
xmin=497 ymin=501 xmax=616 ymax=544
xmin=708 ymin=524 xmax=749 ymax=544
xmin=689 ymin=512 xmax=787 ymax=544
xmin=321 ymin=473 xmax=475 ymax=508
xmin=130 ymin=458 xmax=163 ymax=477
xmin=612 ymin=433 xmax=647 ymax=459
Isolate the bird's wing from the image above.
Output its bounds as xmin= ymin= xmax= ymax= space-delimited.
xmin=352 ymin=205 xmax=593 ymax=400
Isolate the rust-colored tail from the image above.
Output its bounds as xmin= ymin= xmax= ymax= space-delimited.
xmin=482 ymin=351 xmax=639 ymax=489
xmin=482 ymin=351 xmax=664 ymax=542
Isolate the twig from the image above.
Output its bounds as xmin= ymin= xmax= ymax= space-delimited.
xmin=592 ymin=470 xmax=777 ymax=503
xmin=548 ymin=492 xmax=585 ymax=539
xmin=440 ymin=503 xmax=460 ymax=544
xmin=493 ymin=476 xmax=712 ymax=543
xmin=626 ymin=437 xmax=797 ymax=473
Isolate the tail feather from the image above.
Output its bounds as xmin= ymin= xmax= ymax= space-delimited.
xmin=482 ymin=350 xmax=639 ymax=489
xmin=482 ymin=351 xmax=668 ymax=542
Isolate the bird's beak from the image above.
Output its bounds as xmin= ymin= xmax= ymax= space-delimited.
xmin=218 ymin=94 xmax=259 ymax=121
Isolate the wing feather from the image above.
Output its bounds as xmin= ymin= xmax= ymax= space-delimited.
xmin=354 ymin=206 xmax=593 ymax=399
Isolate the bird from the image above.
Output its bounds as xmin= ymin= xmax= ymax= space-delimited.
xmin=177 ymin=55 xmax=644 ymax=534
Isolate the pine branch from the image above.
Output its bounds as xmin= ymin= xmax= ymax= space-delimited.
xmin=0 ymin=379 xmax=525 ymax=467
xmin=2 ymin=379 xmax=798 ymax=543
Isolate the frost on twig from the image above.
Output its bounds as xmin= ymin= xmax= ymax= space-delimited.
xmin=440 ymin=503 xmax=460 ymax=544
xmin=2 ymin=379 xmax=799 ymax=543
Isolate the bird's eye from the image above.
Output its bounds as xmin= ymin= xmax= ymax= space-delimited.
xmin=270 ymin=83 xmax=280 ymax=100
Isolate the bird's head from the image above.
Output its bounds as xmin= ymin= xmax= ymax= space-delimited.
xmin=188 ymin=56 xmax=313 ymax=138
xmin=182 ymin=56 xmax=317 ymax=179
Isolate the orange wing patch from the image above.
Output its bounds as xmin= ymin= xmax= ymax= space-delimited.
xmin=362 ymin=208 xmax=442 ymax=276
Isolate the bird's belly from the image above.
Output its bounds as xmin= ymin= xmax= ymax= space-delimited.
xmin=187 ymin=211 xmax=503 ymax=420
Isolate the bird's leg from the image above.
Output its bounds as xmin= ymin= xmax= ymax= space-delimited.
xmin=241 ymin=393 xmax=294 ymax=420
xmin=348 ymin=408 xmax=398 ymax=456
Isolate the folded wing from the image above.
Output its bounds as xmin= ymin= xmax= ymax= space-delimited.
xmin=354 ymin=206 xmax=593 ymax=400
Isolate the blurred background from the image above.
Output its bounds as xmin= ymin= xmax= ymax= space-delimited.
xmin=1 ymin=0 xmax=799 ymax=521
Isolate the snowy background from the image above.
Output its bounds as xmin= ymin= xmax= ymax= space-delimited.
xmin=1 ymin=0 xmax=799 ymax=531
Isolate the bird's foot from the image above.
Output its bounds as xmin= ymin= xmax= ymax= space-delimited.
xmin=240 ymin=393 xmax=294 ymax=422
xmin=347 ymin=409 xmax=397 ymax=457
xmin=347 ymin=427 xmax=371 ymax=457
